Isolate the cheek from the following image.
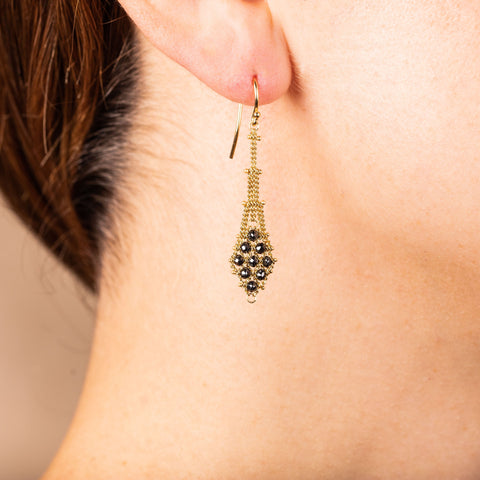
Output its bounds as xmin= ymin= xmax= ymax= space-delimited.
xmin=295 ymin=1 xmax=480 ymax=263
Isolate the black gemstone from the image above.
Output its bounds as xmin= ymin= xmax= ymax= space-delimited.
xmin=246 ymin=280 xmax=258 ymax=292
xmin=240 ymin=242 xmax=251 ymax=253
xmin=255 ymin=243 xmax=266 ymax=254
xmin=256 ymin=269 xmax=266 ymax=281
xmin=240 ymin=267 xmax=251 ymax=279
xmin=248 ymin=255 xmax=259 ymax=267
xmin=233 ymin=255 xmax=244 ymax=266
xmin=248 ymin=229 xmax=259 ymax=241
xmin=263 ymin=256 xmax=273 ymax=267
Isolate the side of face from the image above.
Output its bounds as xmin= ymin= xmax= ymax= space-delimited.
xmin=276 ymin=0 xmax=480 ymax=266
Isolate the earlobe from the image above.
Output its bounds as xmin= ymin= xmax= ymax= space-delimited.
xmin=118 ymin=0 xmax=292 ymax=105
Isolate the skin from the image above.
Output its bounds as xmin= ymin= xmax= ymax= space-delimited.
xmin=42 ymin=1 xmax=480 ymax=479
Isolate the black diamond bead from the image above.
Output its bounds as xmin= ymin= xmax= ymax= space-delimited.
xmin=248 ymin=255 xmax=259 ymax=267
xmin=240 ymin=242 xmax=251 ymax=253
xmin=246 ymin=280 xmax=258 ymax=292
xmin=263 ymin=256 xmax=273 ymax=267
xmin=256 ymin=269 xmax=267 ymax=281
xmin=233 ymin=255 xmax=244 ymax=266
xmin=255 ymin=243 xmax=265 ymax=254
xmin=248 ymin=229 xmax=259 ymax=241
xmin=240 ymin=267 xmax=251 ymax=279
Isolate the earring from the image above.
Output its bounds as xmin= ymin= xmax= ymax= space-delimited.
xmin=229 ymin=78 xmax=277 ymax=304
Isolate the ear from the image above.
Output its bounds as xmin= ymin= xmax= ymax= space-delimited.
xmin=118 ymin=0 xmax=292 ymax=105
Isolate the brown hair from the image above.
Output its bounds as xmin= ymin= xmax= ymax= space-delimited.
xmin=0 ymin=0 xmax=138 ymax=293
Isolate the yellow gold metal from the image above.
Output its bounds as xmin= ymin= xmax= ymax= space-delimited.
xmin=229 ymin=104 xmax=243 ymax=159
xmin=229 ymin=78 xmax=259 ymax=160
xmin=229 ymin=78 xmax=277 ymax=302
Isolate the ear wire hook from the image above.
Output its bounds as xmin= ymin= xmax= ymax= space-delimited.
xmin=229 ymin=78 xmax=259 ymax=159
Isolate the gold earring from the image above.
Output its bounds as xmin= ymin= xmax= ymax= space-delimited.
xmin=229 ymin=78 xmax=277 ymax=304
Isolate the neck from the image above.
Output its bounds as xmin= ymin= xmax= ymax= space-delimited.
xmin=42 ymin=37 xmax=480 ymax=480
